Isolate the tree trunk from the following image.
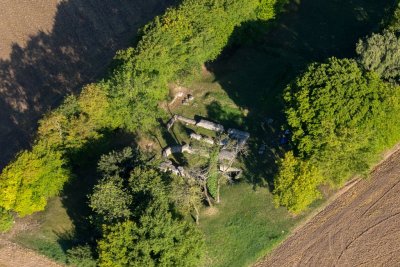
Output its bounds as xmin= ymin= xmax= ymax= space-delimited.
xmin=203 ymin=184 xmax=213 ymax=207
xmin=194 ymin=206 xmax=200 ymax=224
xmin=216 ymin=180 xmax=220 ymax=204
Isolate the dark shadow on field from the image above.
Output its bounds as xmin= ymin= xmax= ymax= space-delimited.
xmin=207 ymin=0 xmax=395 ymax=188
xmin=0 ymin=0 xmax=178 ymax=170
xmin=58 ymin=129 xmax=137 ymax=250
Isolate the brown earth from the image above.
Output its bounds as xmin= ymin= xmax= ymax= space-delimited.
xmin=0 ymin=0 xmax=176 ymax=169
xmin=0 ymin=240 xmax=61 ymax=267
xmin=256 ymin=148 xmax=400 ymax=267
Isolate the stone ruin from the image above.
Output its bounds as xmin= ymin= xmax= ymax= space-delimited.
xmin=160 ymin=114 xmax=250 ymax=180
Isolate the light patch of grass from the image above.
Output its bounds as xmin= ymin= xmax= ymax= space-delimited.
xmin=13 ymin=197 xmax=74 ymax=264
xmin=199 ymin=183 xmax=308 ymax=267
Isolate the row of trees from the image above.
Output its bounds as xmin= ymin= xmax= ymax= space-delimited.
xmin=274 ymin=4 xmax=400 ymax=213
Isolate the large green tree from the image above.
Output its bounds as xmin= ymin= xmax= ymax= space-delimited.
xmin=284 ymin=57 xmax=395 ymax=184
xmin=0 ymin=143 xmax=70 ymax=216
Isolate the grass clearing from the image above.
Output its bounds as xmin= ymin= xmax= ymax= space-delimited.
xmin=199 ymin=183 xmax=310 ymax=267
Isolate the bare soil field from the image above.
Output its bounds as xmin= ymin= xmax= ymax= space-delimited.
xmin=0 ymin=0 xmax=175 ymax=169
xmin=256 ymin=149 xmax=400 ymax=267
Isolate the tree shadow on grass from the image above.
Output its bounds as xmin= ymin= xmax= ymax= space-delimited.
xmin=207 ymin=0 xmax=395 ymax=189
xmin=0 ymin=0 xmax=178 ymax=170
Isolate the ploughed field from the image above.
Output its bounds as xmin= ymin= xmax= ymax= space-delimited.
xmin=0 ymin=0 xmax=175 ymax=169
xmin=256 ymin=148 xmax=400 ymax=266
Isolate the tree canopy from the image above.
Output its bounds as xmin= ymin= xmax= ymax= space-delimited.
xmin=0 ymin=144 xmax=70 ymax=216
xmin=86 ymin=149 xmax=205 ymax=266
xmin=284 ymin=57 xmax=395 ymax=184
xmin=357 ymin=31 xmax=400 ymax=83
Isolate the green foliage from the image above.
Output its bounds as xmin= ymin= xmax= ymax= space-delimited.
xmin=387 ymin=1 xmax=400 ymax=32
xmin=95 ymin=167 xmax=205 ymax=267
xmin=98 ymin=206 xmax=204 ymax=267
xmin=89 ymin=178 xmax=132 ymax=223
xmin=273 ymin=152 xmax=323 ymax=214
xmin=66 ymin=245 xmax=97 ymax=267
xmin=0 ymin=207 xmax=14 ymax=233
xmin=0 ymin=144 xmax=70 ymax=216
xmin=284 ymin=57 xmax=395 ymax=184
xmin=106 ymin=0 xmax=279 ymax=131
xmin=171 ymin=175 xmax=203 ymax=217
xmin=1 ymin=0 xmax=280 ymax=219
xmin=38 ymin=84 xmax=112 ymax=151
xmin=357 ymin=31 xmax=400 ymax=83
xmin=97 ymin=147 xmax=136 ymax=178
xmin=89 ymin=150 xmax=205 ymax=266
xmin=256 ymin=0 xmax=290 ymax=20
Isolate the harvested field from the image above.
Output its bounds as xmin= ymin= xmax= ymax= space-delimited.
xmin=256 ymin=149 xmax=400 ymax=267
xmin=0 ymin=0 xmax=175 ymax=169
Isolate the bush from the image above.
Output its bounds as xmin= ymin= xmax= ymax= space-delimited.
xmin=0 ymin=208 xmax=14 ymax=233
xmin=67 ymin=245 xmax=97 ymax=267
xmin=273 ymin=152 xmax=323 ymax=214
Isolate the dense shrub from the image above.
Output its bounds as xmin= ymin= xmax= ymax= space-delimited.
xmin=98 ymin=209 xmax=204 ymax=267
xmin=0 ymin=208 xmax=14 ymax=233
xmin=89 ymin=178 xmax=132 ymax=223
xmin=66 ymin=245 xmax=97 ymax=267
xmin=92 ymin=165 xmax=205 ymax=266
xmin=38 ymin=84 xmax=113 ymax=151
xmin=387 ymin=0 xmax=400 ymax=32
xmin=273 ymin=152 xmax=323 ymax=214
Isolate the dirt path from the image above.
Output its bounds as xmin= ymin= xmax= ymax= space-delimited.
xmin=256 ymin=149 xmax=400 ymax=267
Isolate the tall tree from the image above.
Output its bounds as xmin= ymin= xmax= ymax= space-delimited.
xmin=284 ymin=57 xmax=393 ymax=184
xmin=171 ymin=175 xmax=203 ymax=224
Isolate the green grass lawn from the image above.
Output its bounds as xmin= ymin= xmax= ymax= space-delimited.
xmin=199 ymin=183 xmax=308 ymax=267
